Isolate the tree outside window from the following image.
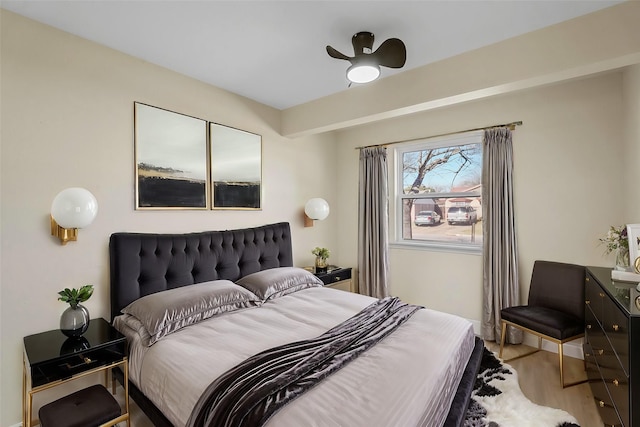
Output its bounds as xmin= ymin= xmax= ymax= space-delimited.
xmin=396 ymin=132 xmax=483 ymax=250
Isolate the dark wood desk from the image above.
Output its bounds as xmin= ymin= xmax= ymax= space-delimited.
xmin=585 ymin=267 xmax=640 ymax=427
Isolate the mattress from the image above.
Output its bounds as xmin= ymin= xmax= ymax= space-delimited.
xmin=114 ymin=287 xmax=475 ymax=427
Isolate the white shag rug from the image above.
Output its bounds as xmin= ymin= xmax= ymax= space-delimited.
xmin=464 ymin=349 xmax=580 ymax=427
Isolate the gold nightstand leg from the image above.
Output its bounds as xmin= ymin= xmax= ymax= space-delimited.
xmin=27 ymin=391 xmax=33 ymax=427
xmin=124 ymin=358 xmax=130 ymax=427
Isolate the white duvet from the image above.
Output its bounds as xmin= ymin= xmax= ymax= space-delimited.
xmin=115 ymin=287 xmax=475 ymax=427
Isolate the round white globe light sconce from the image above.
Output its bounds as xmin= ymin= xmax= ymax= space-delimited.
xmin=50 ymin=187 xmax=98 ymax=245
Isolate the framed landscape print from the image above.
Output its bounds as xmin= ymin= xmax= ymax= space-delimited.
xmin=210 ymin=123 xmax=262 ymax=209
xmin=135 ymin=103 xmax=209 ymax=209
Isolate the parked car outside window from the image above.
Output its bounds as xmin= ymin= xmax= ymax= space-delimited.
xmin=447 ymin=206 xmax=478 ymax=225
xmin=414 ymin=210 xmax=441 ymax=226
xmin=394 ymin=130 xmax=483 ymax=250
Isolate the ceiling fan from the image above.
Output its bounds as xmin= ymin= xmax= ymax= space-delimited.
xmin=326 ymin=31 xmax=406 ymax=84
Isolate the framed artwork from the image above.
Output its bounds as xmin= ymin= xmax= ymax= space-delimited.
xmin=628 ymin=224 xmax=640 ymax=273
xmin=210 ymin=123 xmax=262 ymax=209
xmin=134 ymin=103 xmax=209 ymax=209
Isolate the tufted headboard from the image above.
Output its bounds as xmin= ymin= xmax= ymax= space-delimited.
xmin=109 ymin=222 xmax=293 ymax=320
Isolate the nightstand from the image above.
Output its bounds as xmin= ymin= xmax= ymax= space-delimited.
xmin=22 ymin=318 xmax=130 ymax=427
xmin=312 ymin=267 xmax=354 ymax=292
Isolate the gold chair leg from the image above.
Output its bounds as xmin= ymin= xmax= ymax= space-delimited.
xmin=499 ymin=321 xmax=541 ymax=363
xmin=499 ymin=321 xmax=507 ymax=359
xmin=558 ymin=342 xmax=588 ymax=388
xmin=558 ymin=343 xmax=564 ymax=387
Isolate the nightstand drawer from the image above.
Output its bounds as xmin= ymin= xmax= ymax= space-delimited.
xmin=320 ymin=268 xmax=352 ymax=285
xmin=30 ymin=344 xmax=125 ymax=387
xmin=311 ymin=267 xmax=354 ymax=292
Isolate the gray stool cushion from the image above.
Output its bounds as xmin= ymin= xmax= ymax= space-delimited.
xmin=39 ymin=384 xmax=121 ymax=427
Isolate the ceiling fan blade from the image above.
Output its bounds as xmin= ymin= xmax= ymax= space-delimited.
xmin=326 ymin=45 xmax=352 ymax=61
xmin=351 ymin=31 xmax=375 ymax=55
xmin=373 ymin=38 xmax=406 ymax=68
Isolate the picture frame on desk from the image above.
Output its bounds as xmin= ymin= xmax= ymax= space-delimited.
xmin=627 ymin=223 xmax=640 ymax=273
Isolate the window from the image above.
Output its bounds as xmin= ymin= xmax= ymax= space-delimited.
xmin=394 ymin=131 xmax=483 ymax=252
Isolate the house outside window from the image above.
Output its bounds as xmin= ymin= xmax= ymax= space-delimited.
xmin=394 ymin=131 xmax=483 ymax=253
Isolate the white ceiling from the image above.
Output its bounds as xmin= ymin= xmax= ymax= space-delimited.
xmin=1 ymin=1 xmax=623 ymax=110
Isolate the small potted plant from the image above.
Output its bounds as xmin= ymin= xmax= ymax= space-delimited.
xmin=599 ymin=225 xmax=630 ymax=271
xmin=58 ymin=285 xmax=93 ymax=337
xmin=312 ymin=247 xmax=330 ymax=273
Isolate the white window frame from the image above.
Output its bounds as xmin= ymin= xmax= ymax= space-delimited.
xmin=391 ymin=130 xmax=483 ymax=254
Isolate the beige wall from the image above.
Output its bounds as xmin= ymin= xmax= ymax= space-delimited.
xmin=0 ymin=11 xmax=339 ymax=425
xmin=623 ymin=64 xmax=640 ymax=222
xmin=335 ymin=73 xmax=626 ymax=326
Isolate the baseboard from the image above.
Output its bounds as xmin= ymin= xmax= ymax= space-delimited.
xmin=467 ymin=318 xmax=584 ymax=360
xmin=522 ymin=334 xmax=584 ymax=360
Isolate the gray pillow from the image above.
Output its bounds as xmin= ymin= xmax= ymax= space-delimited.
xmin=235 ymin=267 xmax=323 ymax=301
xmin=122 ymin=280 xmax=261 ymax=345
xmin=113 ymin=313 xmax=153 ymax=347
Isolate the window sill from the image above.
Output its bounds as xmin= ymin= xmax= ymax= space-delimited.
xmin=390 ymin=241 xmax=482 ymax=255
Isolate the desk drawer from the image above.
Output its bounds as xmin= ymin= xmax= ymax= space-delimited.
xmin=603 ymin=373 xmax=629 ymax=427
xmin=585 ymin=347 xmax=624 ymax=427
xmin=586 ymin=275 xmax=605 ymax=325
xmin=602 ymin=296 xmax=629 ymax=374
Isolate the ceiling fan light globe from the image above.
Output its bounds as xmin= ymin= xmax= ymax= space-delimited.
xmin=346 ymin=64 xmax=380 ymax=84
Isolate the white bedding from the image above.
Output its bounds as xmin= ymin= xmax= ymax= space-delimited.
xmin=114 ymin=287 xmax=475 ymax=427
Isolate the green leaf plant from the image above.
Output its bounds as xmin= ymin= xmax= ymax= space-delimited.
xmin=58 ymin=285 xmax=94 ymax=308
xmin=311 ymin=247 xmax=330 ymax=260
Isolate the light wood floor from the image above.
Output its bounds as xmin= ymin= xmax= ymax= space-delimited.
xmin=115 ymin=342 xmax=603 ymax=427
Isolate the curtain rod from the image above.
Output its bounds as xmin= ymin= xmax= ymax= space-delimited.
xmin=355 ymin=120 xmax=523 ymax=150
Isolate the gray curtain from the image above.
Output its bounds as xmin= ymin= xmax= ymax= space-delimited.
xmin=481 ymin=127 xmax=522 ymax=344
xmin=358 ymin=147 xmax=390 ymax=298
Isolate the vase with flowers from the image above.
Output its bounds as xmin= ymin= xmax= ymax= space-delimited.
xmin=58 ymin=285 xmax=93 ymax=337
xmin=599 ymin=225 xmax=630 ymax=271
xmin=312 ymin=247 xmax=330 ymax=273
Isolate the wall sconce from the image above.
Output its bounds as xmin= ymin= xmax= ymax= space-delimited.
xmin=304 ymin=198 xmax=330 ymax=227
xmin=50 ymin=188 xmax=98 ymax=245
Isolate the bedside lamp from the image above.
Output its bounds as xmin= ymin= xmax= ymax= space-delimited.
xmin=304 ymin=198 xmax=330 ymax=227
xmin=51 ymin=188 xmax=98 ymax=245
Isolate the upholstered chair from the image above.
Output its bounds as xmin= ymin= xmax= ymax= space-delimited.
xmin=499 ymin=260 xmax=586 ymax=388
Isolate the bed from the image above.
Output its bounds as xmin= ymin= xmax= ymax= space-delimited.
xmin=109 ymin=222 xmax=483 ymax=427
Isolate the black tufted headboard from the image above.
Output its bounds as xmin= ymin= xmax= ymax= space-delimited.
xmin=109 ymin=222 xmax=293 ymax=320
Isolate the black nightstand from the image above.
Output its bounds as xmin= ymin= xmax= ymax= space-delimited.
xmin=22 ymin=318 xmax=130 ymax=427
xmin=311 ymin=267 xmax=354 ymax=292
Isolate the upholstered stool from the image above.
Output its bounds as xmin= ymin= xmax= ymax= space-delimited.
xmin=39 ymin=384 xmax=121 ymax=427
